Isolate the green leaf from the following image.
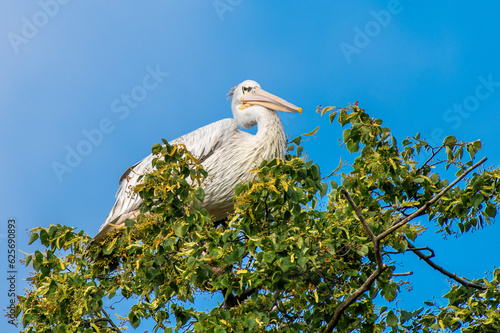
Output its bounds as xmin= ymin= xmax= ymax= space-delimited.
xmin=297 ymin=145 xmax=303 ymax=156
xmin=28 ymin=233 xmax=39 ymax=245
xmin=125 ymin=219 xmax=136 ymax=227
xmin=466 ymin=140 xmax=482 ymax=160
xmin=320 ymin=182 xmax=328 ymax=197
xmin=329 ymin=110 xmax=339 ymax=123
xmin=39 ymin=229 xmax=49 ymax=245
xmin=194 ymin=187 xmax=205 ymax=202
xmin=129 ymin=312 xmax=141 ymax=328
xmin=485 ymin=203 xmax=497 ymax=217
xmin=174 ymin=224 xmax=188 ymax=237
xmin=356 ymin=245 xmax=369 ymax=256
xmin=400 ymin=309 xmax=412 ymax=323
xmin=343 ymin=128 xmax=351 ymax=142
xmin=263 ymin=252 xmax=276 ymax=263
xmin=471 ymin=193 xmax=484 ymax=208
xmin=346 ymin=140 xmax=359 ymax=153
xmin=443 ymin=135 xmax=457 ymax=146
xmin=386 ymin=310 xmax=398 ymax=327
xmin=369 ymin=287 xmax=379 ymax=299
xmin=391 ymin=136 xmax=397 ymax=147
xmin=382 ymin=284 xmax=397 ymax=301
xmin=291 ymin=136 xmax=302 ymax=145
xmin=151 ymin=143 xmax=162 ymax=154
xmin=429 ymin=323 xmax=440 ymax=330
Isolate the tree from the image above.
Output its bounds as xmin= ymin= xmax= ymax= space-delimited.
xmin=15 ymin=103 xmax=500 ymax=332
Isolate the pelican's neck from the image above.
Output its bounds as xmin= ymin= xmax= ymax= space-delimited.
xmin=254 ymin=108 xmax=287 ymax=159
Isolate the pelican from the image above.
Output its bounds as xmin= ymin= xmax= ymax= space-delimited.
xmin=90 ymin=80 xmax=301 ymax=244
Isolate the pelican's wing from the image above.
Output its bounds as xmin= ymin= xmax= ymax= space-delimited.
xmin=90 ymin=118 xmax=237 ymax=244
xmin=169 ymin=118 xmax=237 ymax=162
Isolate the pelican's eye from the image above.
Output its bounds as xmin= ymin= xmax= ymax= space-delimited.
xmin=242 ymin=85 xmax=252 ymax=94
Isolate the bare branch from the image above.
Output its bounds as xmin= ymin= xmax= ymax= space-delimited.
xmin=378 ymin=156 xmax=487 ymax=241
xmin=392 ymin=271 xmax=413 ymax=277
xmin=407 ymin=242 xmax=486 ymax=290
xmin=409 ymin=246 xmax=435 ymax=259
xmin=386 ymin=246 xmax=435 ymax=258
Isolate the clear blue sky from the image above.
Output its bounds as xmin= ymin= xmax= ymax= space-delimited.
xmin=1 ymin=1 xmax=500 ymax=331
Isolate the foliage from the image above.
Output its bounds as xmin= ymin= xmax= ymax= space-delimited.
xmin=15 ymin=103 xmax=500 ymax=332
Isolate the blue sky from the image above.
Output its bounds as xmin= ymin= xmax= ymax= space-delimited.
xmin=1 ymin=1 xmax=500 ymax=331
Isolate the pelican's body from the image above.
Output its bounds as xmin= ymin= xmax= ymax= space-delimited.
xmin=91 ymin=80 xmax=301 ymax=243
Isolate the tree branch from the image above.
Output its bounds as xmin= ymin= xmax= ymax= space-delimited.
xmin=378 ymin=156 xmax=487 ymax=241
xmin=417 ymin=146 xmax=443 ymax=173
xmin=340 ymin=188 xmax=382 ymax=268
xmin=385 ymin=246 xmax=435 ymax=258
xmin=323 ymin=188 xmax=387 ymax=333
xmin=101 ymin=308 xmax=122 ymax=333
xmin=323 ymin=265 xmax=387 ymax=333
xmin=324 ymin=157 xmax=487 ymax=332
xmin=407 ymin=242 xmax=486 ymax=290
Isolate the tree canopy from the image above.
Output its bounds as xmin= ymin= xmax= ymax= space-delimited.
xmin=16 ymin=104 xmax=500 ymax=332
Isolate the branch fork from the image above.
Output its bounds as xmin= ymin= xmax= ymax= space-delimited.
xmin=323 ymin=157 xmax=487 ymax=332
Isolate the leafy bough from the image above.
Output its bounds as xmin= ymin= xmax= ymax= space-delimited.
xmin=16 ymin=103 xmax=500 ymax=332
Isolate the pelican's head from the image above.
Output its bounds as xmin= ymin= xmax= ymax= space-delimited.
xmin=227 ymin=80 xmax=302 ymax=129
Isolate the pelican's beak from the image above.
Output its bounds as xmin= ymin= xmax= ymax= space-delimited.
xmin=240 ymin=87 xmax=302 ymax=113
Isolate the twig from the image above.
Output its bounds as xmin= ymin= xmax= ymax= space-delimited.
xmin=409 ymin=246 xmax=434 ymax=259
xmin=407 ymin=242 xmax=486 ymax=290
xmin=386 ymin=247 xmax=435 ymax=258
xmin=378 ymin=156 xmax=487 ymax=240
xmin=392 ymin=271 xmax=413 ymax=277
xmin=101 ymin=308 xmax=122 ymax=333
xmin=417 ymin=146 xmax=443 ymax=173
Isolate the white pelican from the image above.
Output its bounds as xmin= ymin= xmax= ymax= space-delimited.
xmin=90 ymin=80 xmax=301 ymax=244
